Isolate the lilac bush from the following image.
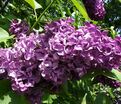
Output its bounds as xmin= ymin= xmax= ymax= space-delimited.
xmin=0 ymin=18 xmax=121 ymax=104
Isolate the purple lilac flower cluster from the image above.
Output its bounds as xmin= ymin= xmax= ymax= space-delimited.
xmin=0 ymin=18 xmax=121 ymax=104
xmin=7 ymin=33 xmax=42 ymax=93
xmin=47 ymin=19 xmax=121 ymax=79
xmin=82 ymin=0 xmax=106 ymax=21
xmin=9 ymin=19 xmax=31 ymax=38
xmin=0 ymin=48 xmax=9 ymax=79
xmin=0 ymin=32 xmax=46 ymax=103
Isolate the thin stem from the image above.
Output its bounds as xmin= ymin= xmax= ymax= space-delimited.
xmin=27 ymin=0 xmax=55 ymax=35
xmin=34 ymin=9 xmax=37 ymax=21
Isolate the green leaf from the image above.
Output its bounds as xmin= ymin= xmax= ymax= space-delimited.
xmin=42 ymin=93 xmax=57 ymax=104
xmin=36 ymin=0 xmax=51 ymax=9
xmin=0 ymin=27 xmax=14 ymax=42
xmin=81 ymin=93 xmax=87 ymax=104
xmin=0 ymin=80 xmax=30 ymax=104
xmin=24 ymin=0 xmax=42 ymax=9
xmin=94 ymin=93 xmax=113 ymax=104
xmin=0 ymin=91 xmax=30 ymax=104
xmin=71 ymin=0 xmax=89 ymax=20
xmin=0 ymin=93 xmax=11 ymax=104
xmin=0 ymin=80 xmax=12 ymax=104
xmin=0 ymin=19 xmax=11 ymax=31
xmin=102 ymin=69 xmax=121 ymax=83
xmin=0 ymin=27 xmax=9 ymax=42
xmin=0 ymin=80 xmax=11 ymax=98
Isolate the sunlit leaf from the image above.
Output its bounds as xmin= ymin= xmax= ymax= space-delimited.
xmin=81 ymin=93 xmax=87 ymax=104
xmin=0 ymin=27 xmax=14 ymax=42
xmin=24 ymin=0 xmax=42 ymax=9
xmin=42 ymin=93 xmax=57 ymax=104
xmin=71 ymin=0 xmax=89 ymax=20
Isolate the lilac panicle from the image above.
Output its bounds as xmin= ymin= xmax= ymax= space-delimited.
xmin=0 ymin=18 xmax=121 ymax=104
xmin=6 ymin=33 xmax=43 ymax=93
xmin=9 ymin=19 xmax=31 ymax=38
xmin=46 ymin=19 xmax=121 ymax=80
xmin=83 ymin=0 xmax=106 ymax=21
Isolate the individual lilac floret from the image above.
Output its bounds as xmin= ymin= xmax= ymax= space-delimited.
xmin=9 ymin=19 xmax=31 ymax=38
xmin=97 ymin=75 xmax=121 ymax=88
xmin=82 ymin=0 xmax=106 ymax=21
